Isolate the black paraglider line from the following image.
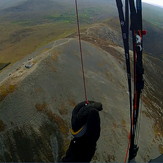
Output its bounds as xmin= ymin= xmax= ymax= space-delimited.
xmin=116 ymin=0 xmax=145 ymax=162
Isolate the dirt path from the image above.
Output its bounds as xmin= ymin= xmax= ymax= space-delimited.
xmin=0 ymin=38 xmax=72 ymax=86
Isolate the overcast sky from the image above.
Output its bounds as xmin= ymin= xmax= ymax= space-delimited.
xmin=142 ymin=0 xmax=163 ymax=7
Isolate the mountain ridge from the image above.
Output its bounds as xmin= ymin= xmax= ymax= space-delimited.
xmin=0 ymin=37 xmax=162 ymax=162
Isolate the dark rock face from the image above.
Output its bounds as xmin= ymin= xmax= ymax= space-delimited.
xmin=0 ymin=123 xmax=62 ymax=162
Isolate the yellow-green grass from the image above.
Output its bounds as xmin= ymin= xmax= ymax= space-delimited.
xmin=0 ymin=62 xmax=10 ymax=71
xmin=0 ymin=22 xmax=76 ymax=64
xmin=0 ymin=83 xmax=16 ymax=102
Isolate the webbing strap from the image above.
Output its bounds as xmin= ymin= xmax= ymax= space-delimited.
xmin=116 ymin=0 xmax=145 ymax=162
xmin=116 ymin=2 xmax=133 ymax=161
xmin=129 ymin=1 xmax=145 ymax=160
xmin=115 ymin=0 xmax=133 ymax=133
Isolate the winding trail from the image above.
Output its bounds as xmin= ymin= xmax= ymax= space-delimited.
xmin=0 ymin=38 xmax=72 ymax=85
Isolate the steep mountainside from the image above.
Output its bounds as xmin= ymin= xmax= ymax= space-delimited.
xmin=143 ymin=3 xmax=163 ymax=27
xmin=143 ymin=20 xmax=163 ymax=60
xmin=75 ymin=17 xmax=163 ymax=60
xmin=0 ymin=37 xmax=162 ymax=162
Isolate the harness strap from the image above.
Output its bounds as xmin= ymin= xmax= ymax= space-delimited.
xmin=70 ymin=125 xmax=87 ymax=138
xmin=116 ymin=0 xmax=146 ymax=162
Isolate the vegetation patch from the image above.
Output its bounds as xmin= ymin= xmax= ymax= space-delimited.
xmin=51 ymin=51 xmax=60 ymax=61
xmin=0 ymin=62 xmax=11 ymax=71
xmin=159 ymin=144 xmax=163 ymax=154
xmin=45 ymin=110 xmax=68 ymax=136
xmin=0 ymin=22 xmax=76 ymax=64
xmin=0 ymin=84 xmax=16 ymax=102
xmin=68 ymin=99 xmax=76 ymax=107
xmin=80 ymin=32 xmax=121 ymax=59
xmin=0 ymin=7 xmax=104 ymax=65
xmin=35 ymin=103 xmax=69 ymax=135
xmin=9 ymin=28 xmax=34 ymax=43
xmin=153 ymin=120 xmax=163 ymax=138
xmin=2 ymin=123 xmax=61 ymax=162
xmin=35 ymin=103 xmax=48 ymax=111
xmin=0 ymin=120 xmax=6 ymax=132
xmin=12 ymin=20 xmax=37 ymax=26
xmin=58 ymin=104 xmax=68 ymax=115
xmin=121 ymin=119 xmax=126 ymax=128
xmin=142 ymin=89 xmax=163 ymax=139
xmin=46 ymin=8 xmax=102 ymax=24
xmin=35 ymin=103 xmax=69 ymax=158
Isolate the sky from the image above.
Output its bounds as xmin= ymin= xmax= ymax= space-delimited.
xmin=142 ymin=0 xmax=163 ymax=7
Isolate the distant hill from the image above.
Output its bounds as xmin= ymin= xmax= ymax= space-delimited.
xmin=0 ymin=0 xmax=71 ymax=23
xmin=143 ymin=20 xmax=163 ymax=60
xmin=0 ymin=0 xmax=116 ymax=24
xmin=0 ymin=0 xmax=117 ymax=65
xmin=143 ymin=3 xmax=163 ymax=27
xmin=0 ymin=0 xmax=26 ymax=10
xmin=0 ymin=0 xmax=162 ymax=64
xmin=1 ymin=0 xmax=162 ymax=28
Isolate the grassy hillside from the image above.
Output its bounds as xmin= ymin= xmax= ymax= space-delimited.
xmin=143 ymin=3 xmax=163 ymax=28
xmin=0 ymin=0 xmax=25 ymax=10
xmin=0 ymin=38 xmax=162 ymax=162
xmin=0 ymin=0 xmax=116 ymax=65
xmin=0 ymin=21 xmax=77 ymax=63
xmin=0 ymin=0 xmax=163 ymax=65
xmin=143 ymin=20 xmax=163 ymax=59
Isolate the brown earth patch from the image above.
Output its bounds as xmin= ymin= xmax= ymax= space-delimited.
xmin=68 ymin=99 xmax=76 ymax=107
xmin=0 ymin=84 xmax=16 ymax=102
xmin=121 ymin=119 xmax=127 ymax=128
xmin=159 ymin=144 xmax=163 ymax=154
xmin=35 ymin=103 xmax=68 ymax=135
xmin=58 ymin=103 xmax=68 ymax=115
xmin=35 ymin=103 xmax=48 ymax=112
xmin=142 ymin=90 xmax=163 ymax=139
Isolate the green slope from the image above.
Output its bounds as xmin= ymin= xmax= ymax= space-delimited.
xmin=0 ymin=0 xmax=163 ymax=65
